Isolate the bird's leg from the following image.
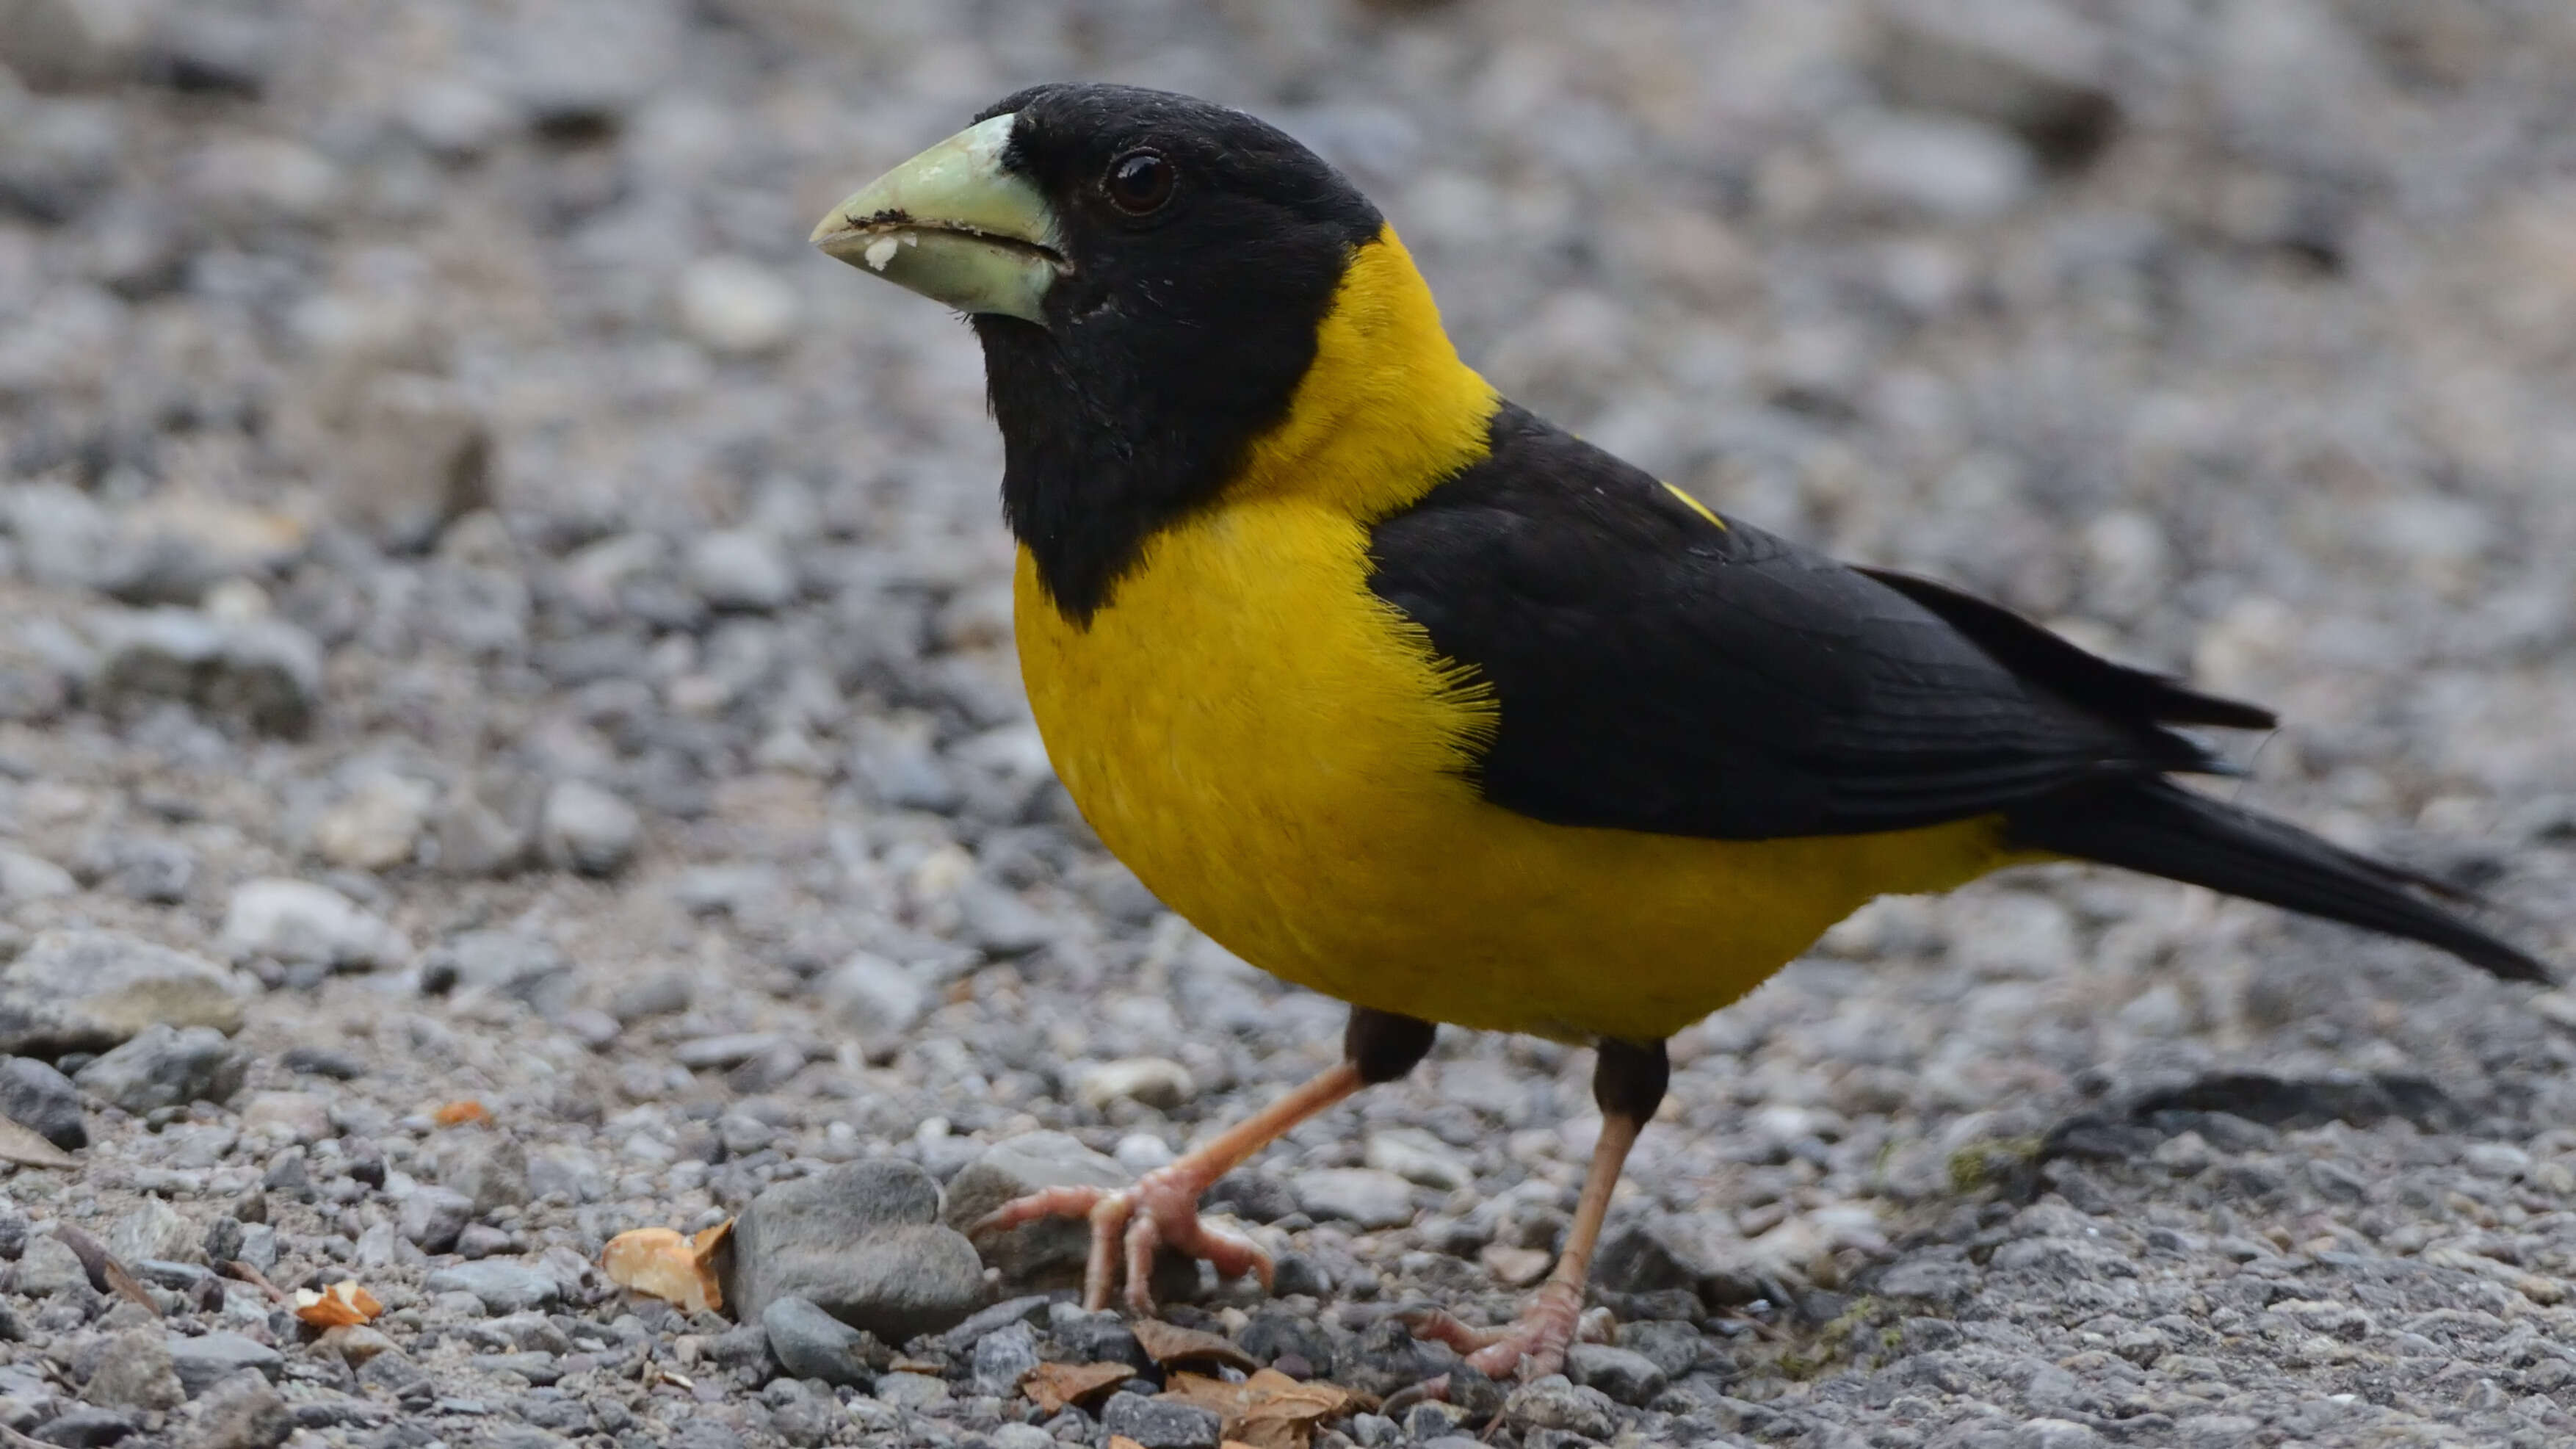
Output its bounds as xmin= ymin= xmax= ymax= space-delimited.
xmin=1410 ymin=1036 xmax=1668 ymax=1381
xmin=972 ymin=1007 xmax=1436 ymax=1314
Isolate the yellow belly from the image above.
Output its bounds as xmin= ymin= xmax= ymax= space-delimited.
xmin=1014 ymin=496 xmax=2019 ymax=1043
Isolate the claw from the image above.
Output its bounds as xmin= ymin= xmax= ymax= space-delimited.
xmin=969 ymin=1061 xmax=1362 ymax=1313
xmin=969 ymin=1184 xmax=1112 ymax=1237
xmin=975 ymin=1163 xmax=1272 ymax=1313
xmin=1406 ymin=1279 xmax=1585 ymax=1381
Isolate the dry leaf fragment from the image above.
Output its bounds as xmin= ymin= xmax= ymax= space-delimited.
xmin=0 ymin=1117 xmax=75 ymax=1169
xmin=1236 ymin=1373 xmax=1356 ymax=1449
xmin=601 ymin=1226 xmax=726 ymax=1312
xmin=1157 ymin=1372 xmax=1244 ymax=1414
xmin=690 ymin=1218 xmax=733 ymax=1260
xmin=1238 ymin=1367 xmax=1353 ymax=1420
xmin=1132 ymin=1319 xmax=1258 ymax=1373
xmin=1023 ymin=1361 xmax=1136 ymax=1414
xmin=1159 ymin=1368 xmax=1361 ymax=1449
xmin=433 ymin=1099 xmax=492 ymax=1127
xmin=293 ymin=1280 xmax=384 ymax=1327
xmin=1109 ymin=1439 xmax=1147 ymax=1449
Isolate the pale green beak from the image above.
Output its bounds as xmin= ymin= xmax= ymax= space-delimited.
xmin=809 ymin=113 xmax=1066 ymax=325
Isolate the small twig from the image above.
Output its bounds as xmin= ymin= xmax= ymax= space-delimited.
xmin=52 ymin=1224 xmax=159 ymax=1315
xmin=217 ymin=1259 xmax=293 ymax=1304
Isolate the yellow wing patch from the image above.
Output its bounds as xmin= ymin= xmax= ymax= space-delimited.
xmin=1661 ymin=480 xmax=1726 ymax=529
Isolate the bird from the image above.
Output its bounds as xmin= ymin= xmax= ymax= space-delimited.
xmin=808 ymin=82 xmax=2551 ymax=1378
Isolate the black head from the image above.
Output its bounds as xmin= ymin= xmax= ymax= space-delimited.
xmin=969 ymin=84 xmax=1383 ymax=621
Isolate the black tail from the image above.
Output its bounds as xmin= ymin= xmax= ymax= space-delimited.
xmin=2005 ymin=780 xmax=2551 ymax=983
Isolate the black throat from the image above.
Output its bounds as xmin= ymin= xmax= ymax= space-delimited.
xmin=976 ymin=311 xmax=1319 ymax=626
xmin=974 ymin=235 xmax=1350 ymax=626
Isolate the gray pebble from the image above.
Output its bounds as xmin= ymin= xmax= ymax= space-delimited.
xmin=719 ymin=1159 xmax=983 ymax=1340
xmin=74 ymin=1024 xmax=247 ymax=1114
xmin=1100 ymin=1390 xmax=1223 ymax=1449
xmin=870 ymin=1371 xmax=949 ymax=1411
xmin=454 ymin=1224 xmax=513 ymax=1260
xmin=80 ymin=1329 xmax=184 ymax=1412
xmin=419 ymin=928 xmax=576 ymax=1016
xmin=189 ymin=1370 xmax=292 ymax=1449
xmin=759 ymin=1295 xmax=884 ymax=1387
xmin=764 ymin=1381 xmax=838 ymax=1448
xmin=17 ymin=1234 xmax=93 ymax=1298
xmin=0 ymin=929 xmax=245 ymax=1055
xmin=476 ymin=1425 xmax=572 ymax=1449
xmin=1565 ymin=1343 xmax=1668 ymax=1406
xmin=958 ymin=881 xmax=1058 ymax=956
xmin=476 ymin=1351 xmax=566 ymax=1381
xmin=219 ymin=878 xmax=408 ymax=971
xmin=105 ymin=1198 xmax=198 ymax=1265
xmin=938 ymin=1293 xmax=1054 ymax=1353
xmin=422 ymin=1260 xmax=560 ymax=1315
xmin=167 ymin=1332 xmax=282 ymax=1398
xmin=0 ymin=1055 xmax=87 ymax=1149
xmin=93 ymin=835 xmax=195 ymax=904
xmin=427 ymin=787 xmax=533 ymax=878
xmin=355 ymin=1348 xmax=427 ymax=1398
xmin=0 ymin=847 xmax=73 ymax=906
xmin=278 ymin=1046 xmax=363 ymax=1080
xmin=331 ymin=375 xmax=493 ymax=553
xmin=539 ymin=779 xmax=640 ymax=876
xmin=1361 ymin=1127 xmax=1472 ymax=1190
xmin=88 ymin=608 xmax=322 ymax=736
xmin=848 ymin=726 xmax=963 ymax=814
xmin=434 ymin=1132 xmax=530 ymax=1214
xmin=970 ymin=1320 xmax=1041 ymax=1395
xmin=821 ymin=952 xmax=929 ymax=1052
xmin=1047 ymin=1310 xmax=1150 ymax=1373
xmin=1292 ymin=1168 xmax=1417 ymax=1229
xmin=706 ymin=1322 xmax=774 ymax=1381
xmin=1076 ymin=1057 xmax=1194 ymax=1111
xmin=1401 ymin=1402 xmax=1467 ymax=1439
xmin=1613 ymin=1320 xmax=1706 ymax=1381
xmin=399 ymin=1185 xmax=475 ymax=1254
xmin=1270 ymin=1251 xmax=1331 ymax=1300
xmin=27 ymin=1405 xmax=136 ymax=1448
xmin=1500 ymin=1376 xmax=1620 ymax=1441
xmin=686 ymin=530 xmax=797 ymax=611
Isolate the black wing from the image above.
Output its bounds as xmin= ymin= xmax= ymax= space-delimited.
xmin=1365 ymin=404 xmax=2270 ymax=840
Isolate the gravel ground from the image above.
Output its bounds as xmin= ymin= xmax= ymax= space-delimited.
xmin=4 ymin=1 xmax=2576 ymax=1447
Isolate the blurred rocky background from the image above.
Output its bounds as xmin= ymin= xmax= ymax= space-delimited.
xmin=1 ymin=1 xmax=2575 ymax=1447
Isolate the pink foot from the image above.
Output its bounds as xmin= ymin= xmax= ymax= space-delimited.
xmin=1405 ymin=1281 xmax=1587 ymax=1380
xmin=969 ymin=1168 xmax=1271 ymax=1313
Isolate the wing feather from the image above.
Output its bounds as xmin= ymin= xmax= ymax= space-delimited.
xmin=1366 ymin=405 xmax=2265 ymax=840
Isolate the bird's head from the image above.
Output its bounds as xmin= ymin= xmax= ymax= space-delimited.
xmin=813 ymin=84 xmax=1487 ymax=622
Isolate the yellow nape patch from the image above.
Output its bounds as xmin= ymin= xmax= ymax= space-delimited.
xmin=1226 ymin=225 xmax=1500 ymax=518
xmin=1663 ymin=480 xmax=1726 ymax=529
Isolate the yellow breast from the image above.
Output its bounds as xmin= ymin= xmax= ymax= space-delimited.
xmin=1016 ymin=507 xmax=2010 ymax=1042
xmin=1011 ymin=228 xmax=2015 ymax=1041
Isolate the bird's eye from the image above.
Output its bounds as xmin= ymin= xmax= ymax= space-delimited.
xmin=1104 ymin=150 xmax=1176 ymax=215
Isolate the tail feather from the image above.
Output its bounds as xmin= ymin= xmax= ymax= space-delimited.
xmin=2005 ymin=781 xmax=2551 ymax=983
